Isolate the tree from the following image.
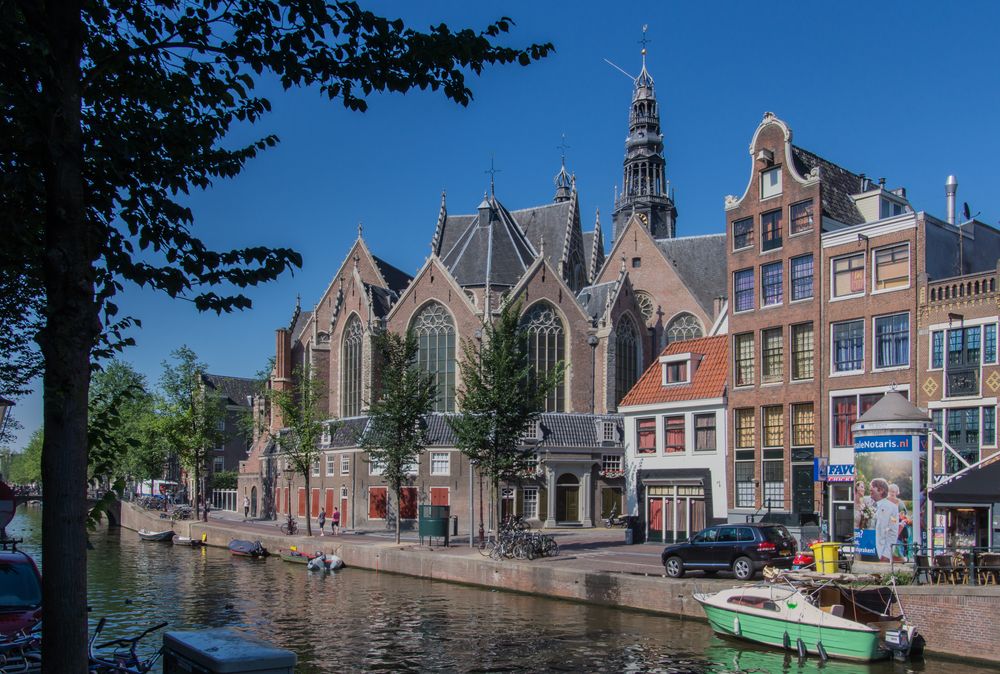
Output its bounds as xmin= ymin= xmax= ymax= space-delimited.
xmin=267 ymin=364 xmax=331 ymax=536
xmin=4 ymin=0 xmax=550 ymax=664
xmin=8 ymin=430 xmax=43 ymax=486
xmin=159 ymin=346 xmax=225 ymax=523
xmin=448 ymin=301 xmax=561 ymax=543
xmin=361 ymin=330 xmax=436 ymax=544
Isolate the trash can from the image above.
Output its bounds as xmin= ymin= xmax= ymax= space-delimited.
xmin=163 ymin=628 xmax=295 ymax=673
xmin=810 ymin=542 xmax=841 ymax=574
xmin=451 ymin=516 xmax=459 ymax=536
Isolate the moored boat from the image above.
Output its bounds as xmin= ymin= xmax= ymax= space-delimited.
xmin=228 ymin=539 xmax=268 ymax=558
xmin=280 ymin=546 xmax=310 ymax=564
xmin=173 ymin=534 xmax=205 ymax=547
xmin=306 ymin=553 xmax=344 ymax=572
xmin=693 ymin=573 xmax=918 ymax=662
xmin=138 ymin=529 xmax=174 ymax=542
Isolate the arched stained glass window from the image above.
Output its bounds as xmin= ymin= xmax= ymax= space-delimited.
xmin=411 ymin=302 xmax=456 ymax=412
xmin=665 ymin=312 xmax=703 ymax=346
xmin=615 ymin=315 xmax=640 ymax=404
xmin=341 ymin=315 xmax=363 ymax=417
xmin=521 ymin=302 xmax=565 ymax=412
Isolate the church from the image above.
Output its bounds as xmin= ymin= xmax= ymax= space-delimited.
xmin=237 ymin=52 xmax=727 ymax=532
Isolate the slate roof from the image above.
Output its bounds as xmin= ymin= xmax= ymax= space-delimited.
xmin=434 ymin=215 xmax=474 ymax=258
xmin=582 ymin=231 xmax=595 ymax=278
xmin=440 ymin=197 xmax=537 ymax=288
xmin=364 ymin=284 xmax=397 ymax=318
xmin=653 ymin=234 xmax=727 ymax=316
xmin=202 ymin=373 xmax=258 ymax=408
xmin=576 ymin=281 xmax=615 ymax=321
xmin=618 ymin=335 xmax=728 ymax=408
xmin=371 ymin=254 xmax=412 ymax=294
xmin=512 ymin=200 xmax=574 ymax=272
xmin=326 ymin=417 xmax=370 ymax=448
xmin=790 ymin=146 xmax=865 ymax=227
xmin=290 ymin=309 xmax=312 ymax=342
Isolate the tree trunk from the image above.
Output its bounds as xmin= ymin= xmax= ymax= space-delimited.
xmin=39 ymin=1 xmax=93 ymax=669
xmin=304 ymin=472 xmax=311 ymax=536
xmin=394 ymin=485 xmax=401 ymax=545
xmin=494 ymin=477 xmax=502 ymax=537
xmin=193 ymin=463 xmax=201 ymax=521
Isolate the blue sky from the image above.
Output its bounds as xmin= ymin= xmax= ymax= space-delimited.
xmin=9 ymin=1 xmax=1000 ymax=450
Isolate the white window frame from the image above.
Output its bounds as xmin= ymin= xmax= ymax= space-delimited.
xmin=522 ymin=488 xmax=539 ymax=520
xmin=601 ymin=454 xmax=623 ymax=473
xmin=430 ymin=452 xmax=450 ymax=476
xmin=760 ymin=167 xmax=782 ymax=200
xmin=660 ymin=353 xmax=693 ymax=385
xmin=369 ymin=457 xmax=385 ymax=476
xmin=871 ymin=242 xmax=911 ymax=294
xmin=830 ymin=252 xmax=866 ymax=301
xmin=872 ymin=311 xmax=910 ymax=372
xmin=213 ymin=457 xmax=225 ymax=473
xmin=325 ymin=453 xmax=335 ymax=477
xmin=404 ymin=460 xmax=418 ymax=476
xmin=830 ymin=319 xmax=865 ymax=376
xmin=340 ymin=454 xmax=350 ymax=476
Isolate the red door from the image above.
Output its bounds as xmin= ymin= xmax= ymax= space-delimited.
xmin=325 ymin=489 xmax=334 ymax=515
xmin=275 ymin=487 xmax=281 ymax=514
xmin=369 ymin=487 xmax=387 ymax=519
xmin=649 ymin=498 xmax=664 ymax=543
xmin=311 ymin=488 xmax=320 ymax=518
xmin=430 ymin=487 xmax=449 ymax=506
xmin=400 ymin=487 xmax=418 ymax=520
xmin=340 ymin=496 xmax=349 ymax=524
xmin=297 ymin=488 xmax=306 ymax=517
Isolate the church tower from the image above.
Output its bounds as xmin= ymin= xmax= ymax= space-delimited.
xmin=611 ymin=44 xmax=677 ymax=241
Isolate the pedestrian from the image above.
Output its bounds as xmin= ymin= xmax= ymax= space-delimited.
xmin=331 ymin=506 xmax=340 ymax=536
xmin=243 ymin=495 xmax=250 ymax=521
xmin=318 ymin=507 xmax=327 ymax=536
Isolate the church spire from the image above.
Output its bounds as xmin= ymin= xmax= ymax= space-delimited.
xmin=611 ymin=26 xmax=677 ymax=242
xmin=553 ymin=134 xmax=573 ymax=202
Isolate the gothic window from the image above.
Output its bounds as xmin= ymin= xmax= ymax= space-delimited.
xmin=521 ymin=302 xmax=565 ymax=412
xmin=635 ymin=291 xmax=654 ymax=323
xmin=665 ymin=312 xmax=703 ymax=346
xmin=614 ymin=315 xmax=640 ymax=404
xmin=341 ymin=315 xmax=363 ymax=417
xmin=411 ymin=302 xmax=456 ymax=413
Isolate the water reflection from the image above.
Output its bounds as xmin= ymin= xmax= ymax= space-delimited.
xmin=6 ymin=508 xmax=992 ymax=673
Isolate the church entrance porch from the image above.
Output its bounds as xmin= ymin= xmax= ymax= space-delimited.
xmin=555 ymin=474 xmax=580 ymax=523
xmin=542 ymin=461 xmax=596 ymax=528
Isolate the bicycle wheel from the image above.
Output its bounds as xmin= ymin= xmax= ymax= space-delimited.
xmin=513 ymin=541 xmax=528 ymax=560
xmin=478 ymin=540 xmax=493 ymax=557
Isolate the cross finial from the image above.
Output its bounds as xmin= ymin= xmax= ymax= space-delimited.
xmin=357 ymin=222 xmax=363 ymax=239
xmin=485 ymin=155 xmax=501 ymax=198
xmin=639 ymin=24 xmax=650 ymax=66
xmin=557 ymin=134 xmax=571 ymax=169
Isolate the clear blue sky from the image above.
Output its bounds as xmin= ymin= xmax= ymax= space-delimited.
xmin=9 ymin=1 xmax=1000 ymax=451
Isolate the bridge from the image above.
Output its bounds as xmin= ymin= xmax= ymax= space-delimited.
xmin=13 ymin=494 xmax=120 ymax=526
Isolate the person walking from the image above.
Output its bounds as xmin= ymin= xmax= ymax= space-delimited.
xmin=318 ymin=507 xmax=327 ymax=536
xmin=331 ymin=506 xmax=341 ymax=536
xmin=243 ymin=495 xmax=250 ymax=521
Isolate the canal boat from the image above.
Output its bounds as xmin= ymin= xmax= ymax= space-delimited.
xmin=279 ymin=546 xmax=311 ymax=564
xmin=693 ymin=572 xmax=919 ymax=662
xmin=137 ymin=529 xmax=175 ymax=542
xmin=173 ymin=533 xmax=206 ymax=547
xmin=228 ymin=539 xmax=268 ymax=558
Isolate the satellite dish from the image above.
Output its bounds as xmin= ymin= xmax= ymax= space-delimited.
xmin=963 ymin=202 xmax=971 ymax=221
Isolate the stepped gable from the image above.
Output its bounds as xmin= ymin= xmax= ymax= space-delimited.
xmin=653 ymin=234 xmax=727 ymax=316
xmin=202 ymin=374 xmax=257 ymax=407
xmin=790 ymin=145 xmax=865 ymax=227
xmin=619 ymin=335 xmax=727 ymax=408
xmin=512 ymin=200 xmax=574 ymax=274
xmin=440 ymin=195 xmax=537 ymax=288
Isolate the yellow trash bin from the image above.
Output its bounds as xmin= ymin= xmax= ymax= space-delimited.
xmin=810 ymin=542 xmax=842 ymax=574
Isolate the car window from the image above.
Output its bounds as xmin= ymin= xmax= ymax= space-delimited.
xmin=716 ymin=527 xmax=737 ymax=543
xmin=762 ymin=526 xmax=792 ymax=543
xmin=692 ymin=528 xmax=718 ymax=543
xmin=736 ymin=527 xmax=755 ymax=542
xmin=0 ymin=562 xmax=41 ymax=609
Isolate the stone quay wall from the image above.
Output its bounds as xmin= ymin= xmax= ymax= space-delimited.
xmin=121 ymin=504 xmax=1000 ymax=664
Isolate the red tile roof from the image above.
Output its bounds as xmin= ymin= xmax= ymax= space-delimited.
xmin=618 ymin=335 xmax=728 ymax=408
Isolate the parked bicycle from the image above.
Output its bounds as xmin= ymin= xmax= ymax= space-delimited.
xmin=0 ymin=625 xmax=42 ymax=672
xmin=279 ymin=515 xmax=298 ymax=536
xmin=88 ymin=617 xmax=166 ymax=673
xmin=500 ymin=514 xmax=530 ymax=533
xmin=480 ymin=529 xmax=558 ymax=561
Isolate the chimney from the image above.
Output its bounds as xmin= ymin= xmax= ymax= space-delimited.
xmin=946 ymin=175 xmax=958 ymax=225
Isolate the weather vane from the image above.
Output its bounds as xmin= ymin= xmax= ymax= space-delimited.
xmin=639 ymin=24 xmax=651 ymax=55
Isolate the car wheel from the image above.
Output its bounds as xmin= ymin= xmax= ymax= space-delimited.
xmin=733 ymin=556 xmax=755 ymax=581
xmin=665 ymin=556 xmax=685 ymax=578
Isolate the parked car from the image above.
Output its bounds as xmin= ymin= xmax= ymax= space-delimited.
xmin=0 ymin=550 xmax=42 ymax=636
xmin=660 ymin=523 xmax=797 ymax=580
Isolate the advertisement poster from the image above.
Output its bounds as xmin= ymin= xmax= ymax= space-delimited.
xmin=853 ymin=435 xmax=916 ymax=562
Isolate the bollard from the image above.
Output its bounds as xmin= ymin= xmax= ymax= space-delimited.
xmin=163 ymin=628 xmax=296 ymax=673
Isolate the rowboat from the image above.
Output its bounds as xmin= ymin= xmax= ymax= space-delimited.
xmin=693 ymin=572 xmax=920 ymax=662
xmin=280 ymin=546 xmax=311 ymax=564
xmin=307 ymin=553 xmax=344 ymax=572
xmin=173 ymin=534 xmax=206 ymax=547
xmin=137 ymin=529 xmax=174 ymax=542
xmin=228 ymin=539 xmax=268 ymax=558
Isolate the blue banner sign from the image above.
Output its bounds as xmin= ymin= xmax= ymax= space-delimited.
xmin=854 ymin=435 xmax=911 ymax=452
xmin=854 ymin=434 xmax=917 ymax=562
xmin=827 ymin=464 xmax=855 ymax=482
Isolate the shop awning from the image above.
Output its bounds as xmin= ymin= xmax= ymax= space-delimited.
xmin=930 ymin=459 xmax=1000 ymax=504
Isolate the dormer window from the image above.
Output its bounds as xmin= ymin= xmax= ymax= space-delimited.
xmin=660 ymin=352 xmax=700 ymax=385
xmin=601 ymin=421 xmax=617 ymax=444
xmin=321 ymin=424 xmax=332 ymax=446
xmin=761 ymin=167 xmax=782 ymax=199
xmin=665 ymin=361 xmax=687 ymax=384
xmin=880 ymin=198 xmax=905 ymax=219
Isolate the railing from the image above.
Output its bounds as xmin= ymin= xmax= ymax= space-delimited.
xmin=211 ymin=489 xmax=238 ymax=512
xmin=912 ymin=545 xmax=1000 ymax=586
xmin=926 ymin=271 xmax=997 ymax=304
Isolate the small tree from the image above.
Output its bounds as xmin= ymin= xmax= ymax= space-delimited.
xmin=268 ymin=364 xmax=332 ymax=536
xmin=449 ymin=301 xmax=561 ymax=541
xmin=159 ymin=346 xmax=225 ymax=520
xmin=361 ymin=331 xmax=436 ymax=544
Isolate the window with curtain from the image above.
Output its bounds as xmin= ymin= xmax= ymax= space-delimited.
xmin=791 ymin=403 xmax=814 ymax=446
xmin=521 ymin=302 xmax=565 ymax=412
xmin=695 ymin=413 xmax=716 ymax=451
xmin=873 ymin=243 xmax=910 ymax=290
xmin=665 ymin=312 xmax=703 ymax=345
xmin=832 ymin=396 xmax=857 ymax=447
xmin=341 ymin=315 xmax=363 ymax=417
xmin=761 ymin=262 xmax=783 ymax=306
xmin=832 ymin=319 xmax=864 ymax=372
xmin=790 ymin=254 xmax=813 ymax=300
xmin=735 ymin=333 xmax=755 ymax=386
xmin=874 ymin=312 xmax=909 ymax=369
xmin=735 ymin=408 xmax=755 ymax=448
xmin=664 ymin=416 xmax=685 ymax=453
xmin=833 ymin=253 xmax=865 ymax=297
xmin=761 ymin=209 xmax=783 ymax=251
xmin=615 ymin=316 xmax=640 ymax=404
xmin=789 ymin=199 xmax=814 ymax=234
xmin=761 ymin=327 xmax=783 ymax=383
xmin=733 ymin=217 xmax=753 ymax=250
xmin=411 ymin=302 xmax=456 ymax=412
xmin=734 ymin=269 xmax=754 ymax=312
xmin=636 ymin=418 xmax=656 ymax=455
xmin=791 ymin=323 xmax=814 ymax=380
xmin=762 ymin=406 xmax=784 ymax=447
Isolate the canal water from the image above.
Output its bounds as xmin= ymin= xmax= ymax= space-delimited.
xmin=8 ymin=507 xmax=995 ymax=673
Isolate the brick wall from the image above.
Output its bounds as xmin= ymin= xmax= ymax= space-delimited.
xmin=897 ymin=585 xmax=1000 ymax=663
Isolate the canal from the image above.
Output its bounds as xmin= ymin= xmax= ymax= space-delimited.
xmin=8 ymin=507 xmax=997 ymax=672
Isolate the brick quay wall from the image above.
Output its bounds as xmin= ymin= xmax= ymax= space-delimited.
xmin=121 ymin=504 xmax=1000 ymax=664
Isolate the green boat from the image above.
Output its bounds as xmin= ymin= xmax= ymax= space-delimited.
xmin=694 ymin=575 xmax=919 ymax=662
xmin=279 ymin=548 xmax=312 ymax=564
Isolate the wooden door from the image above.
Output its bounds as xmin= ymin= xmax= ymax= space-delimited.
xmin=565 ymin=488 xmax=579 ymax=522
xmin=297 ymin=488 xmax=306 ymax=517
xmin=311 ymin=488 xmax=320 ymax=518
xmin=340 ymin=496 xmax=349 ymax=524
xmin=430 ymin=487 xmax=449 ymax=506
xmin=400 ymin=487 xmax=418 ymax=520
xmin=648 ymin=498 xmax=663 ymax=543
xmin=369 ymin=487 xmax=387 ymax=519
xmin=325 ymin=489 xmax=334 ymax=515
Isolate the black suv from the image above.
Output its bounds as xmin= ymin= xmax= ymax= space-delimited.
xmin=660 ymin=523 xmax=796 ymax=580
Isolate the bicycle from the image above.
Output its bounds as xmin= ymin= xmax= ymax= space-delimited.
xmin=279 ymin=516 xmax=298 ymax=536
xmin=0 ymin=626 xmax=42 ymax=672
xmin=88 ymin=617 xmax=166 ymax=673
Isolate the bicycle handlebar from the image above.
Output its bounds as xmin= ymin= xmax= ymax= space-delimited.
xmin=96 ymin=621 xmax=168 ymax=650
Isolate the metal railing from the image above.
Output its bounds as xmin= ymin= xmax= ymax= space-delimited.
xmin=211 ymin=489 xmax=238 ymax=512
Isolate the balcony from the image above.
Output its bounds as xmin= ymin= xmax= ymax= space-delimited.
xmin=946 ymin=367 xmax=980 ymax=397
